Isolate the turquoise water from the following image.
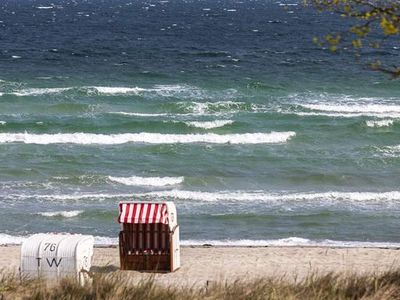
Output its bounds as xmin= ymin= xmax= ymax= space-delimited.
xmin=0 ymin=0 xmax=399 ymax=246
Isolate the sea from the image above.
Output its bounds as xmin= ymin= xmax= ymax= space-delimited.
xmin=0 ymin=0 xmax=399 ymax=247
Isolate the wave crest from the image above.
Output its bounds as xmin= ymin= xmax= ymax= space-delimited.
xmin=108 ymin=176 xmax=184 ymax=186
xmin=185 ymin=120 xmax=234 ymax=129
xmin=0 ymin=132 xmax=295 ymax=145
xmin=38 ymin=210 xmax=83 ymax=218
xmin=138 ymin=190 xmax=400 ymax=204
xmin=366 ymin=119 xmax=394 ymax=128
xmin=181 ymin=238 xmax=400 ymax=248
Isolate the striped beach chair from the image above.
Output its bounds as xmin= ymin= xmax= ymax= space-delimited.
xmin=118 ymin=202 xmax=180 ymax=272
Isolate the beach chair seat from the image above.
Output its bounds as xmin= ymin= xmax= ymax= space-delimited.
xmin=118 ymin=202 xmax=180 ymax=272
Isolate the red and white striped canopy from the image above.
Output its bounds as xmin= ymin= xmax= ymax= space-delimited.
xmin=118 ymin=202 xmax=169 ymax=224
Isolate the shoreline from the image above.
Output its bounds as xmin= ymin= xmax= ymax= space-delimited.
xmin=2 ymin=243 xmax=400 ymax=250
xmin=3 ymin=234 xmax=400 ymax=249
xmin=2 ymin=245 xmax=400 ymax=287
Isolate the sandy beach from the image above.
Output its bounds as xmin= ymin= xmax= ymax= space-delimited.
xmin=1 ymin=246 xmax=399 ymax=287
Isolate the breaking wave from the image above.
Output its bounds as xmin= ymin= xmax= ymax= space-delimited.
xmin=6 ymin=190 xmax=400 ymax=209
xmin=38 ymin=210 xmax=83 ymax=218
xmin=302 ymin=104 xmax=400 ymax=114
xmin=378 ymin=145 xmax=400 ymax=157
xmin=0 ymin=84 xmax=236 ymax=99
xmin=9 ymin=87 xmax=72 ymax=96
xmin=365 ymin=119 xmax=395 ymax=128
xmin=172 ymin=101 xmax=263 ymax=115
xmin=185 ymin=120 xmax=234 ymax=129
xmin=108 ymin=176 xmax=184 ymax=186
xmin=295 ymin=103 xmax=400 ymax=118
xmin=180 ymin=238 xmax=400 ymax=248
xmin=110 ymin=112 xmax=169 ymax=117
xmin=139 ymin=190 xmax=400 ymax=204
xmin=0 ymin=234 xmax=27 ymax=245
xmin=110 ymin=100 xmax=260 ymax=117
xmin=89 ymin=87 xmax=146 ymax=95
xmin=0 ymin=132 xmax=295 ymax=145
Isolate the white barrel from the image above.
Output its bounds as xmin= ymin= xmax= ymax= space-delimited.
xmin=21 ymin=233 xmax=94 ymax=284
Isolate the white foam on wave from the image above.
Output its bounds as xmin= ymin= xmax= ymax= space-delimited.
xmin=110 ymin=112 xmax=169 ymax=117
xmin=94 ymin=236 xmax=118 ymax=245
xmin=378 ymin=145 xmax=400 ymax=157
xmin=297 ymin=103 xmax=400 ymax=118
xmin=38 ymin=210 xmax=83 ymax=218
xmin=108 ymin=176 xmax=184 ymax=186
xmin=139 ymin=190 xmax=400 ymax=204
xmin=152 ymin=84 xmax=201 ymax=96
xmin=366 ymin=119 xmax=394 ymax=128
xmin=0 ymin=234 xmax=27 ymax=245
xmin=179 ymin=101 xmax=261 ymax=115
xmin=303 ymin=104 xmax=400 ymax=114
xmin=185 ymin=120 xmax=234 ymax=129
xmin=1 ymin=234 xmax=400 ymax=248
xmin=110 ymin=100 xmax=256 ymax=117
xmin=0 ymin=131 xmax=295 ymax=145
xmin=0 ymin=121 xmax=6 ymax=125
xmin=10 ymin=190 xmax=400 ymax=207
xmin=5 ymin=84 xmax=201 ymax=97
xmin=37 ymin=6 xmax=53 ymax=9
xmin=92 ymin=84 xmax=204 ymax=97
xmin=294 ymin=111 xmax=400 ymax=119
xmin=10 ymin=193 xmax=134 ymax=201
xmin=181 ymin=238 xmax=400 ymax=248
xmin=11 ymin=87 xmax=71 ymax=96
xmin=91 ymin=87 xmax=146 ymax=95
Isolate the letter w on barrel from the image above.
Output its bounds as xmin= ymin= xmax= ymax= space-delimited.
xmin=46 ymin=258 xmax=62 ymax=267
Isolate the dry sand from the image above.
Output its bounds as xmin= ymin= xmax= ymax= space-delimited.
xmin=1 ymin=245 xmax=399 ymax=287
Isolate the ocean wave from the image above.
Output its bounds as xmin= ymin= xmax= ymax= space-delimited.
xmin=108 ymin=176 xmax=184 ymax=186
xmin=139 ymin=190 xmax=400 ymax=204
xmin=3 ymin=84 xmax=214 ymax=98
xmin=10 ymin=87 xmax=72 ymax=96
xmin=284 ymin=93 xmax=400 ymax=118
xmin=149 ymin=84 xmax=206 ymax=98
xmin=1 ymin=234 xmax=400 ymax=248
xmin=185 ymin=120 xmax=234 ymax=129
xmin=303 ymin=103 xmax=400 ymax=113
xmin=90 ymin=87 xmax=146 ymax=95
xmin=110 ymin=112 xmax=169 ymax=117
xmin=173 ymin=101 xmax=262 ymax=115
xmin=294 ymin=111 xmax=400 ymax=119
xmin=8 ymin=190 xmax=400 ymax=206
xmin=0 ymin=132 xmax=295 ymax=145
xmin=8 ymin=193 xmax=134 ymax=201
xmin=378 ymin=145 xmax=400 ymax=157
xmin=38 ymin=210 xmax=83 ymax=218
xmin=110 ymin=100 xmax=257 ymax=117
xmin=180 ymin=238 xmax=400 ymax=248
xmin=365 ymin=119 xmax=395 ymax=128
xmin=0 ymin=121 xmax=6 ymax=125
xmin=0 ymin=234 xmax=27 ymax=245
xmin=296 ymin=103 xmax=400 ymax=118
